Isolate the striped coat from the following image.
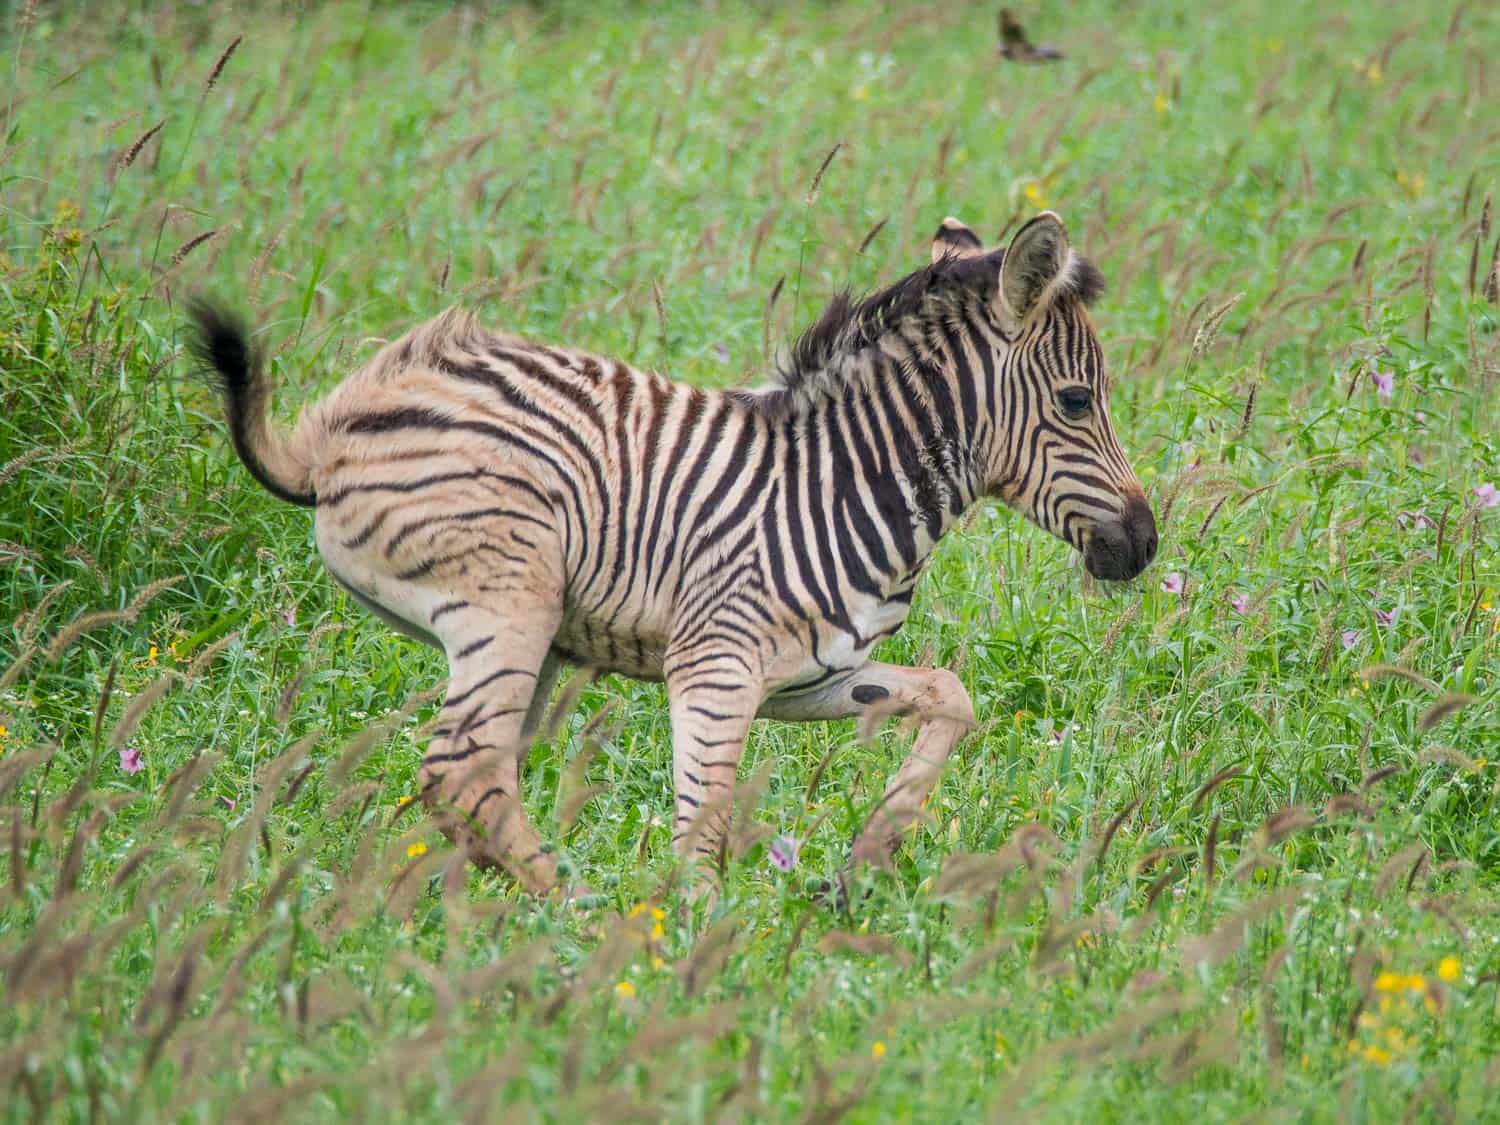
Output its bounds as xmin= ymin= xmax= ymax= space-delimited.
xmin=193 ymin=211 xmax=1157 ymax=896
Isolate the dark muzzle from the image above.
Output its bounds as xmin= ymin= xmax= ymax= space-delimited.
xmin=1083 ymin=494 xmax=1158 ymax=581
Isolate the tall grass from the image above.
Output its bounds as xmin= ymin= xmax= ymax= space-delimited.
xmin=1 ymin=1 xmax=1497 ymax=1119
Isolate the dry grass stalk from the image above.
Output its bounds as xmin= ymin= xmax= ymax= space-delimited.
xmin=536 ymin=667 xmax=598 ymax=747
xmin=168 ymin=228 xmax=219 ymax=269
xmin=109 ymin=119 xmax=166 ymax=181
xmin=1357 ymin=663 xmax=1439 ymax=692
xmin=1192 ymin=765 xmax=1246 ymax=809
xmin=205 ymin=34 xmax=245 ymax=92
xmin=1419 ymin=744 xmax=1479 ymax=771
xmin=805 ymin=142 xmax=842 ymax=204
xmin=1189 ymin=291 xmax=1244 ymax=364
xmin=274 ymin=665 xmax=310 ymax=725
xmin=1178 ymin=885 xmax=1305 ymax=968
xmin=1375 ymin=842 xmax=1429 ymax=896
xmin=857 ymin=216 xmax=888 ymax=255
xmin=43 ymin=576 xmax=181 ymax=663
xmin=183 ymin=632 xmax=237 ymax=681
xmin=332 ymin=687 xmax=439 ymax=784
xmin=109 ymin=669 xmax=182 ymax=750
xmin=1418 ymin=693 xmax=1475 ymax=732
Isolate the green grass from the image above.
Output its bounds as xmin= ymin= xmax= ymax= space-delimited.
xmin=3 ymin=1 xmax=1499 ymax=1119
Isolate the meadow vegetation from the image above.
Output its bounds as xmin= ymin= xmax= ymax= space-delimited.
xmin=2 ymin=1 xmax=1498 ymax=1119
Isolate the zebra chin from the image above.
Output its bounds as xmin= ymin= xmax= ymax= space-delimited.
xmin=1081 ymin=494 xmax=1159 ymax=581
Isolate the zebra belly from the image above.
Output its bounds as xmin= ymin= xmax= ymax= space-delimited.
xmin=768 ymin=594 xmax=914 ymax=694
xmin=551 ymin=612 xmax=670 ymax=681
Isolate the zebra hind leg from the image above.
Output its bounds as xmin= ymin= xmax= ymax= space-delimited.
xmin=420 ymin=605 xmax=573 ymax=896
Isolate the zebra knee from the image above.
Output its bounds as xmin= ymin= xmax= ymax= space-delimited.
xmin=923 ymin=668 xmax=975 ymax=728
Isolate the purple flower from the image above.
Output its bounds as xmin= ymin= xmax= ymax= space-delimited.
xmin=713 ymin=342 xmax=731 ymax=365
xmin=1373 ymin=607 xmax=1396 ymax=627
xmin=768 ymin=835 xmax=799 ymax=873
xmin=282 ymin=606 xmax=297 ymax=627
xmin=220 ymin=795 xmax=237 ymax=811
xmin=120 ymin=747 xmax=143 ymax=775
xmin=1475 ymin=482 xmax=1500 ymax=509
xmin=1160 ymin=572 xmax=1184 ymax=595
xmin=1370 ymin=370 xmax=1394 ymax=399
xmin=1341 ymin=629 xmax=1360 ymax=650
xmin=1229 ymin=592 xmax=1250 ymax=615
xmin=1414 ymin=411 xmax=1427 ymax=425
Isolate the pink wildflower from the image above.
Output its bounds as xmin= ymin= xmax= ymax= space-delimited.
xmin=1160 ymin=572 xmax=1184 ymax=595
xmin=120 ymin=747 xmax=143 ymax=775
xmin=1474 ymin=482 xmax=1499 ymax=509
xmin=1370 ymin=370 xmax=1394 ymax=399
xmin=1229 ymin=592 xmax=1250 ymax=615
xmin=1341 ymin=629 xmax=1359 ymax=650
xmin=768 ymin=835 xmax=799 ymax=873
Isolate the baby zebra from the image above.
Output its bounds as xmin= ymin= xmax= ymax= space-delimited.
xmin=192 ymin=211 xmax=1157 ymax=897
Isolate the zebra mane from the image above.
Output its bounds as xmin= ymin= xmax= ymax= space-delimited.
xmin=763 ymin=246 xmax=1104 ymax=410
xmin=775 ymin=251 xmax=1002 ymax=400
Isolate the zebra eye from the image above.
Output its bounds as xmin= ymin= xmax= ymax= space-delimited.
xmin=1057 ymin=386 xmax=1093 ymax=419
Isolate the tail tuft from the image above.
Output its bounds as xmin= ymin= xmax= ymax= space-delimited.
xmin=188 ymin=299 xmax=317 ymax=507
xmin=188 ymin=299 xmax=257 ymax=401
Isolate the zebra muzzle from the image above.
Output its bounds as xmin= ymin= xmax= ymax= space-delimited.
xmin=1083 ymin=494 xmax=1158 ymax=581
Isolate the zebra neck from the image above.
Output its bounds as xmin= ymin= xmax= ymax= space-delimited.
xmin=780 ymin=353 xmax=984 ymax=599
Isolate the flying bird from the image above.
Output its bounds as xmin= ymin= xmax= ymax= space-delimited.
xmin=998 ymin=8 xmax=1064 ymax=62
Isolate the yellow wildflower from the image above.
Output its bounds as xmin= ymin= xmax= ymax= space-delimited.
xmin=1023 ymin=182 xmax=1048 ymax=209
xmin=147 ymin=645 xmax=159 ymax=664
xmin=650 ymin=956 xmax=666 ymax=971
xmin=397 ymin=795 xmax=413 ymax=808
xmin=1395 ymin=170 xmax=1425 ymax=199
xmin=628 ymin=902 xmax=647 ymax=919
xmin=1374 ymin=971 xmax=1402 ymax=993
xmin=650 ymin=906 xmax=666 ymax=921
xmin=1153 ymin=92 xmax=1170 ymax=115
xmin=651 ymin=922 xmax=665 ymax=941
xmin=1362 ymin=1044 xmax=1391 ymax=1065
xmin=615 ymin=980 xmax=636 ymax=999
xmin=851 ymin=83 xmax=869 ymax=102
xmin=406 ymin=841 xmax=427 ymax=858
xmin=1438 ymin=956 xmax=1460 ymax=983
xmin=871 ymin=1041 xmax=886 ymax=1060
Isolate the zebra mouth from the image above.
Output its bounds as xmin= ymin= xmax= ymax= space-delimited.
xmin=1082 ymin=496 xmax=1158 ymax=581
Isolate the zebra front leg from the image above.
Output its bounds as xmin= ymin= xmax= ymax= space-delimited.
xmin=420 ymin=611 xmax=566 ymax=895
xmin=761 ymin=662 xmax=976 ymax=866
xmin=665 ymin=657 xmax=762 ymax=894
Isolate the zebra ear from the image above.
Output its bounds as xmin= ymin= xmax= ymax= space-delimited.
xmin=999 ymin=211 xmax=1070 ymax=320
xmin=930 ymin=216 xmax=985 ymax=264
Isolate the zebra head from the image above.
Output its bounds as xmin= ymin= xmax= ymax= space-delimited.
xmin=935 ymin=212 xmax=1158 ymax=581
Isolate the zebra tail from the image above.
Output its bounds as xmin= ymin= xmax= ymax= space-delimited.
xmin=188 ymin=300 xmax=317 ymax=507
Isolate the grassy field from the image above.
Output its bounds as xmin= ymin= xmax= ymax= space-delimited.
xmin=3 ymin=0 xmax=1499 ymax=1119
